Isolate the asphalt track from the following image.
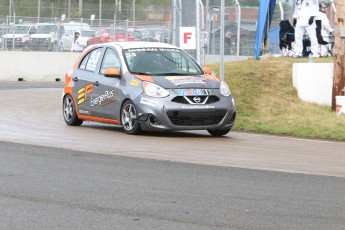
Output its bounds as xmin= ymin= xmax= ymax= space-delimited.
xmin=0 ymin=82 xmax=344 ymax=178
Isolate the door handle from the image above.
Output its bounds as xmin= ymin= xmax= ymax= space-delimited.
xmin=72 ymin=77 xmax=78 ymax=82
xmin=94 ymin=81 xmax=99 ymax=86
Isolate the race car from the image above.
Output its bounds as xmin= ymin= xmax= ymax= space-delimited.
xmin=62 ymin=42 xmax=236 ymax=136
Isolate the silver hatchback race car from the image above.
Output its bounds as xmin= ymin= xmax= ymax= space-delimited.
xmin=62 ymin=42 xmax=236 ymax=136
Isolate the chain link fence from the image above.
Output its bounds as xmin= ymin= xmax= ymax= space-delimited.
xmin=0 ymin=0 xmax=317 ymax=58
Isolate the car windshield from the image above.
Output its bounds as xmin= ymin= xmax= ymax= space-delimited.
xmin=36 ymin=25 xmax=56 ymax=34
xmin=8 ymin=26 xmax=30 ymax=34
xmin=123 ymin=47 xmax=204 ymax=76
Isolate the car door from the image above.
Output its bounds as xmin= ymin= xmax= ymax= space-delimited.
xmin=91 ymin=47 xmax=124 ymax=120
xmin=72 ymin=47 xmax=105 ymax=116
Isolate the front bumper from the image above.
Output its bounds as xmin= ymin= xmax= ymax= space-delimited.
xmin=134 ymin=92 xmax=236 ymax=132
xmin=29 ymin=40 xmax=53 ymax=51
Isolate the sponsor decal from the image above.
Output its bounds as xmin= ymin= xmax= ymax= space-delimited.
xmin=90 ymin=89 xmax=115 ymax=107
xmin=99 ymin=98 xmax=115 ymax=107
xmin=79 ymin=109 xmax=92 ymax=115
xmin=130 ymin=79 xmax=140 ymax=87
xmin=166 ymin=76 xmax=205 ymax=86
xmin=177 ymin=89 xmax=211 ymax=96
xmin=78 ymin=83 xmax=93 ymax=105
xmin=140 ymin=97 xmax=157 ymax=107
xmin=182 ymin=105 xmax=215 ymax=109
xmin=127 ymin=48 xmax=180 ymax=52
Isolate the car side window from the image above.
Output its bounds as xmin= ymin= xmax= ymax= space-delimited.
xmin=79 ymin=53 xmax=90 ymax=70
xmin=99 ymin=48 xmax=121 ymax=75
xmin=78 ymin=48 xmax=102 ymax=72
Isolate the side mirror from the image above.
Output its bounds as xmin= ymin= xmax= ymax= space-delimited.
xmin=202 ymin=67 xmax=212 ymax=75
xmin=104 ymin=68 xmax=121 ymax=78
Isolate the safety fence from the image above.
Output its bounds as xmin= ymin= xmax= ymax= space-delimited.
xmin=0 ymin=0 xmax=333 ymax=58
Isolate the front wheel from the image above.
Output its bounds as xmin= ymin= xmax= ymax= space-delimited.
xmin=120 ymin=100 xmax=141 ymax=135
xmin=63 ymin=94 xmax=83 ymax=126
xmin=207 ymin=128 xmax=231 ymax=137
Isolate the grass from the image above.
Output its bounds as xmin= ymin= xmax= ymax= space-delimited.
xmin=208 ymin=56 xmax=345 ymax=141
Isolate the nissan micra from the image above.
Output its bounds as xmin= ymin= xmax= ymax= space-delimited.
xmin=62 ymin=42 xmax=236 ymax=136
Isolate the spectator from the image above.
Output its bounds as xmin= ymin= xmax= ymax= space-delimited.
xmin=71 ymin=31 xmax=84 ymax=52
xmin=224 ymin=31 xmax=233 ymax=55
xmin=292 ymin=0 xmax=320 ymax=58
xmin=316 ymin=3 xmax=333 ymax=56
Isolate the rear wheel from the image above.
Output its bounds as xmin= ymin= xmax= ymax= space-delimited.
xmin=120 ymin=100 xmax=141 ymax=135
xmin=63 ymin=94 xmax=83 ymax=126
xmin=207 ymin=128 xmax=231 ymax=137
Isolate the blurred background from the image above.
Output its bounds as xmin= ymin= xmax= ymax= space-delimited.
xmin=0 ymin=0 xmax=336 ymax=57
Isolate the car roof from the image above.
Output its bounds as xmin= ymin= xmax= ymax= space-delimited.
xmin=110 ymin=42 xmax=178 ymax=50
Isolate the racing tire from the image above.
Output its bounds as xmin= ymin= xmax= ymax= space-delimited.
xmin=120 ymin=100 xmax=142 ymax=135
xmin=207 ymin=128 xmax=231 ymax=137
xmin=63 ymin=94 xmax=83 ymax=126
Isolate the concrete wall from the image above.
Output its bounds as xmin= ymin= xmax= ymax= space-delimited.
xmin=293 ymin=63 xmax=333 ymax=106
xmin=0 ymin=51 xmax=249 ymax=82
xmin=0 ymin=51 xmax=80 ymax=82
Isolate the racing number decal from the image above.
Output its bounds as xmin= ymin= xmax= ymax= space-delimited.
xmin=78 ymin=83 xmax=93 ymax=104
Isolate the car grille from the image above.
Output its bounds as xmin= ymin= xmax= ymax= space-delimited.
xmin=171 ymin=95 xmax=219 ymax=104
xmin=166 ymin=110 xmax=226 ymax=126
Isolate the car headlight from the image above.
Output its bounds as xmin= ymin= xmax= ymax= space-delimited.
xmin=142 ymin=81 xmax=169 ymax=98
xmin=220 ymin=80 xmax=231 ymax=96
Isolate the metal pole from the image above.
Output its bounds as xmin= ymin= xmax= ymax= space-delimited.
xmin=235 ymin=0 xmax=241 ymax=58
xmin=220 ymin=0 xmax=224 ymax=81
xmin=68 ymin=0 xmax=70 ymax=21
xmin=132 ymin=0 xmax=135 ymax=27
xmin=11 ymin=0 xmax=15 ymax=51
xmin=38 ymin=0 xmax=40 ymax=23
xmin=196 ymin=0 xmax=200 ymax=64
xmin=126 ymin=19 xmax=129 ymax=41
xmin=9 ymin=0 xmax=11 ymax=20
xmin=198 ymin=0 xmax=205 ymax=65
xmin=172 ymin=0 xmax=176 ymax=46
xmin=278 ymin=0 xmax=284 ymax=20
xmin=178 ymin=0 xmax=182 ymax=46
xmin=114 ymin=1 xmax=116 ymax=41
xmin=79 ymin=0 xmax=83 ymax=17
xmin=99 ymin=0 xmax=102 ymax=27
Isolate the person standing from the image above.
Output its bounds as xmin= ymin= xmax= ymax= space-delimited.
xmin=71 ymin=31 xmax=84 ymax=52
xmin=292 ymin=0 xmax=320 ymax=58
xmin=316 ymin=3 xmax=333 ymax=56
xmin=224 ymin=31 xmax=233 ymax=55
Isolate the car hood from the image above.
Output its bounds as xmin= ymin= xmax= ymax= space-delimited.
xmin=135 ymin=74 xmax=220 ymax=89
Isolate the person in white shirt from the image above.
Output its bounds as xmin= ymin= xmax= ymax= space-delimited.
xmin=71 ymin=31 xmax=84 ymax=52
xmin=316 ymin=3 xmax=333 ymax=56
xmin=292 ymin=0 xmax=319 ymax=58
